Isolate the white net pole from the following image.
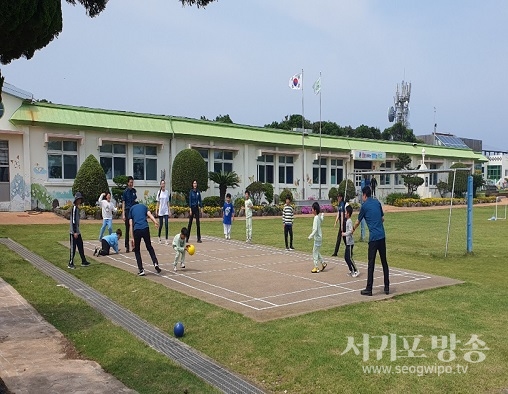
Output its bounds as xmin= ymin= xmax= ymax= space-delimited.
xmin=445 ymin=169 xmax=456 ymax=257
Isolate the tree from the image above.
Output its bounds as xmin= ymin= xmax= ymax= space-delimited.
xmin=72 ymin=154 xmax=109 ymax=206
xmin=200 ymin=114 xmax=233 ymax=123
xmin=172 ymin=149 xmax=208 ymax=201
xmin=436 ymin=180 xmax=450 ymax=198
xmin=245 ymin=181 xmax=265 ymax=205
xmin=338 ymin=179 xmax=356 ymax=201
xmin=264 ymin=114 xmax=312 ymax=131
xmin=395 ymin=153 xmax=423 ymax=195
xmin=382 ymin=122 xmax=418 ymax=142
xmin=472 ymin=172 xmax=484 ymax=198
xmin=0 ymin=0 xmax=217 ymax=99
xmin=448 ymin=162 xmax=470 ymax=197
xmin=208 ymin=171 xmax=240 ymax=205
xmin=112 ymin=175 xmax=129 ymax=206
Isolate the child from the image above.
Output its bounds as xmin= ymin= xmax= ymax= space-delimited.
xmin=307 ymin=202 xmax=326 ymax=273
xmin=243 ymin=191 xmax=253 ymax=243
xmin=282 ymin=196 xmax=295 ymax=251
xmin=98 ymin=191 xmax=117 ymax=240
xmin=68 ymin=192 xmax=90 ymax=269
xmin=332 ymin=192 xmax=346 ymax=256
xmin=156 ymin=180 xmax=170 ymax=244
xmin=94 ymin=229 xmax=122 ymax=256
xmin=222 ymin=193 xmax=234 ymax=240
xmin=172 ymin=227 xmax=189 ymax=272
xmin=342 ymin=205 xmax=359 ymax=277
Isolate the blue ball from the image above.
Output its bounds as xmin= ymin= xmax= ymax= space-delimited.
xmin=174 ymin=322 xmax=185 ymax=338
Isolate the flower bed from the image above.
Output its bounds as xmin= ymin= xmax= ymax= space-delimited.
xmin=392 ymin=196 xmax=497 ymax=207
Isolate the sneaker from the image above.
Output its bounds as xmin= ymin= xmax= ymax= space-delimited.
xmin=81 ymin=261 xmax=91 ymax=267
xmin=93 ymin=247 xmax=99 ymax=256
xmin=286 ymin=248 xmax=290 ymax=251
xmin=360 ymin=289 xmax=373 ymax=296
xmin=138 ymin=269 xmax=145 ymax=276
xmin=165 ymin=240 xmax=169 ymax=245
xmin=290 ymin=247 xmax=295 ymax=250
xmin=180 ymin=263 xmax=186 ymax=269
xmin=331 ymin=254 xmax=338 ymax=257
xmin=311 ymin=267 xmax=320 ymax=273
xmin=173 ymin=266 xmax=177 ymax=272
xmin=125 ymin=249 xmax=130 ymax=253
xmin=154 ymin=264 xmax=161 ymax=273
xmin=352 ymin=271 xmax=359 ymax=278
xmin=320 ymin=262 xmax=327 ymax=271
xmin=158 ymin=238 xmax=162 ymax=244
xmin=384 ymin=286 xmax=390 ymax=295
xmin=67 ymin=263 xmax=76 ymax=270
xmin=347 ymin=271 xmax=353 ymax=276
xmin=197 ymin=240 xmax=202 ymax=243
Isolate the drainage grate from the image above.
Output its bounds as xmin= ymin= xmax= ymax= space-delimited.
xmin=0 ymin=238 xmax=264 ymax=394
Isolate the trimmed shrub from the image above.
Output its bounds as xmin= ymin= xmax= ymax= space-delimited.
xmin=264 ymin=183 xmax=274 ymax=204
xmin=338 ymin=179 xmax=356 ymax=201
xmin=328 ymin=187 xmax=338 ymax=203
xmin=203 ymin=196 xmax=221 ymax=207
xmin=279 ymin=188 xmax=294 ymax=202
xmin=72 ymin=154 xmax=109 ymax=206
xmin=172 ymin=149 xmax=209 ymax=198
xmin=246 ymin=181 xmax=265 ymax=205
xmin=448 ymin=162 xmax=470 ymax=197
xmin=386 ymin=192 xmax=416 ymax=205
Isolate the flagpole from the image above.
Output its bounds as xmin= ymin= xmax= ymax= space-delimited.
xmin=301 ymin=68 xmax=305 ymax=200
xmin=318 ymin=71 xmax=322 ymax=200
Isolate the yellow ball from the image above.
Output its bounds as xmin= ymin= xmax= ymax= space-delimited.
xmin=187 ymin=244 xmax=195 ymax=255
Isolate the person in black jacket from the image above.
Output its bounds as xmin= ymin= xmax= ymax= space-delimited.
xmin=187 ymin=179 xmax=203 ymax=243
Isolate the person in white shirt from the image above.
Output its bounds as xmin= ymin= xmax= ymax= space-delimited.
xmin=155 ymin=180 xmax=170 ymax=244
xmin=98 ymin=191 xmax=117 ymax=240
xmin=308 ymin=202 xmax=326 ymax=273
xmin=241 ymin=191 xmax=254 ymax=243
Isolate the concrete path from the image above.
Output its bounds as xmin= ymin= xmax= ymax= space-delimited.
xmin=0 ymin=277 xmax=136 ymax=394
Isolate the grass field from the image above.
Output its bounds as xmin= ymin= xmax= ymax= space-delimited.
xmin=1 ymin=205 xmax=507 ymax=393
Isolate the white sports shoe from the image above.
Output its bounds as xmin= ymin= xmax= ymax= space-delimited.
xmin=173 ymin=266 xmax=177 ymax=272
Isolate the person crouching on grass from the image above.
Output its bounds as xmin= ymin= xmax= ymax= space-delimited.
xmin=129 ymin=202 xmax=161 ymax=276
xmin=94 ymin=229 xmax=122 ymax=256
xmin=342 ymin=205 xmax=359 ymax=277
xmin=173 ymin=227 xmax=189 ymax=272
xmin=308 ymin=202 xmax=326 ymax=273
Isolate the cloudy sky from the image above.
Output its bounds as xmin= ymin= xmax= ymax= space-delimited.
xmin=4 ymin=0 xmax=508 ymax=149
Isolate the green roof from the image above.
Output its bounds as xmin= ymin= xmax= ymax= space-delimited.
xmin=10 ymin=101 xmax=487 ymax=162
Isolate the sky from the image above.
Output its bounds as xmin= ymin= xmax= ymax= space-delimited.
xmin=3 ymin=0 xmax=508 ymax=150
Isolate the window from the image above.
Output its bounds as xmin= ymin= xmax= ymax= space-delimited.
xmin=257 ymin=155 xmax=274 ymax=183
xmin=133 ymin=145 xmax=157 ymax=181
xmin=430 ymin=163 xmax=438 ymax=186
xmin=487 ymin=165 xmax=501 ymax=180
xmin=47 ymin=140 xmax=78 ymax=180
xmin=330 ymin=159 xmax=344 ymax=185
xmin=99 ymin=143 xmax=126 ymax=179
xmin=312 ymin=158 xmax=327 ymax=185
xmin=196 ymin=149 xmax=209 ymax=170
xmin=0 ymin=140 xmax=8 ymax=182
xmin=278 ymin=156 xmax=294 ymax=184
xmin=213 ymin=150 xmax=234 ymax=173
xmin=380 ymin=162 xmax=392 ymax=185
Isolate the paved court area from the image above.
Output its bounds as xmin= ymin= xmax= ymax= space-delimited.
xmin=76 ymin=236 xmax=462 ymax=322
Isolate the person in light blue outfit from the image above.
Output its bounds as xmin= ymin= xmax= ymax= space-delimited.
xmin=95 ymin=229 xmax=122 ymax=256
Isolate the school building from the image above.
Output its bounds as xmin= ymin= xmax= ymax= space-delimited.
xmin=0 ymin=83 xmax=487 ymax=212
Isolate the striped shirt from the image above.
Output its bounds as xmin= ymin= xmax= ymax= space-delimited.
xmin=282 ymin=204 xmax=294 ymax=225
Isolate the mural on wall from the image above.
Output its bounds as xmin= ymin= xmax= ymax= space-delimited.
xmin=31 ymin=163 xmax=73 ymax=210
xmin=9 ymin=174 xmax=30 ymax=211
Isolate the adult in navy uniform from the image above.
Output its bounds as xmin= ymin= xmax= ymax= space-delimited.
xmin=353 ymin=186 xmax=390 ymax=296
xmin=187 ymin=179 xmax=203 ymax=243
xmin=122 ymin=176 xmax=137 ymax=252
